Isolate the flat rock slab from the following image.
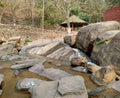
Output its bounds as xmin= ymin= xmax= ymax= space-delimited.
xmin=57 ymin=75 xmax=88 ymax=98
xmin=29 ymin=66 xmax=72 ymax=80
xmin=16 ymin=78 xmax=44 ymax=90
xmin=11 ymin=58 xmax=46 ymax=70
xmin=29 ymin=76 xmax=88 ymax=98
xmin=11 ymin=63 xmax=34 ymax=70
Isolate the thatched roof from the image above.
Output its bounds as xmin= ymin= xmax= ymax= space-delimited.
xmin=60 ymin=15 xmax=88 ymax=27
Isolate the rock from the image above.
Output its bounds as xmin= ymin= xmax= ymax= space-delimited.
xmin=0 ymin=90 xmax=2 ymax=96
xmin=8 ymin=36 xmax=21 ymax=43
xmin=29 ymin=63 xmax=45 ymax=74
xmin=30 ymin=67 xmax=71 ymax=80
xmin=72 ymin=66 xmax=87 ymax=73
xmin=91 ymin=31 xmax=120 ymax=75
xmin=87 ymin=62 xmax=101 ymax=73
xmin=76 ymin=21 xmax=120 ymax=55
xmin=58 ymin=75 xmax=88 ymax=98
xmin=88 ymin=80 xmax=120 ymax=97
xmin=11 ymin=63 xmax=34 ymax=70
xmin=64 ymin=34 xmax=76 ymax=46
xmin=90 ymin=66 xmax=117 ymax=86
xmin=0 ymin=44 xmax=14 ymax=54
xmin=19 ymin=39 xmax=63 ymax=55
xmin=73 ymin=48 xmax=92 ymax=62
xmin=40 ymin=68 xmax=72 ymax=80
xmin=0 ymin=74 xmax=4 ymax=96
xmin=71 ymin=56 xmax=87 ymax=67
xmin=16 ymin=78 xmax=44 ymax=90
xmin=0 ymin=74 xmax=4 ymax=85
xmin=108 ymin=80 xmax=120 ymax=92
xmin=47 ymin=46 xmax=75 ymax=62
xmin=29 ymin=76 xmax=88 ymax=98
xmin=29 ymin=81 xmax=58 ymax=98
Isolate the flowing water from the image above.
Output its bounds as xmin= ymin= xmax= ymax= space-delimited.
xmin=0 ymin=58 xmax=97 ymax=98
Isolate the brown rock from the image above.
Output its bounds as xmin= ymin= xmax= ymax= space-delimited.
xmin=71 ymin=56 xmax=87 ymax=67
xmin=90 ymin=66 xmax=117 ymax=86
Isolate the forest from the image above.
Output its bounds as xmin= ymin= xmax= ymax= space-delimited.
xmin=0 ymin=0 xmax=120 ymax=29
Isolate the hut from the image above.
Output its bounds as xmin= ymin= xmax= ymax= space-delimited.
xmin=60 ymin=15 xmax=88 ymax=34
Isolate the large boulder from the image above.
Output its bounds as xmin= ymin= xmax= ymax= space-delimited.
xmin=91 ymin=31 xmax=120 ymax=75
xmin=76 ymin=21 xmax=120 ymax=55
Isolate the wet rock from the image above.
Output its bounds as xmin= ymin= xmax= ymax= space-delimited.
xmin=90 ymin=66 xmax=117 ymax=86
xmin=71 ymin=56 xmax=87 ymax=67
xmin=73 ymin=48 xmax=92 ymax=62
xmin=16 ymin=78 xmax=44 ymax=90
xmin=87 ymin=62 xmax=101 ymax=73
xmin=91 ymin=31 xmax=120 ymax=75
xmin=64 ymin=34 xmax=76 ymax=46
xmin=76 ymin=21 xmax=120 ymax=55
xmin=72 ymin=66 xmax=87 ymax=73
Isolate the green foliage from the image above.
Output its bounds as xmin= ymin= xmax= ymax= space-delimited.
xmin=78 ymin=13 xmax=89 ymax=22
xmin=0 ymin=1 xmax=7 ymax=7
xmin=24 ymin=38 xmax=32 ymax=45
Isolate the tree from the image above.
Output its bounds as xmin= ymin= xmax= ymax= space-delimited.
xmin=54 ymin=0 xmax=77 ymax=34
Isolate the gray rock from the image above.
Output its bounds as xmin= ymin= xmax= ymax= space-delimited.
xmin=29 ymin=81 xmax=58 ymax=98
xmin=29 ymin=76 xmax=88 ymax=98
xmin=11 ymin=63 xmax=34 ymax=70
xmin=39 ymin=68 xmax=72 ymax=80
xmin=0 ymin=74 xmax=4 ymax=85
xmin=72 ymin=66 xmax=87 ymax=73
xmin=58 ymin=75 xmax=88 ymax=98
xmin=16 ymin=78 xmax=44 ymax=90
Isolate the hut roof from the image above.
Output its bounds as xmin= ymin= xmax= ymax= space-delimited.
xmin=60 ymin=15 xmax=88 ymax=27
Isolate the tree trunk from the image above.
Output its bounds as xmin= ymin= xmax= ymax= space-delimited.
xmin=66 ymin=9 xmax=71 ymax=35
